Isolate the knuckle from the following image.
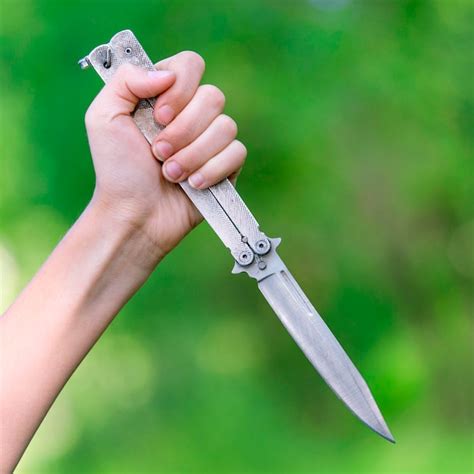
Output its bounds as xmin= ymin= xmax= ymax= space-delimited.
xmin=84 ymin=104 xmax=99 ymax=130
xmin=218 ymin=114 xmax=238 ymax=137
xmin=85 ymin=101 xmax=117 ymax=132
xmin=200 ymin=84 xmax=225 ymax=109
xmin=234 ymin=140 xmax=248 ymax=161
xmin=180 ymin=51 xmax=205 ymax=72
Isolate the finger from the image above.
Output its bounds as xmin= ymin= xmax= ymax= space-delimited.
xmin=186 ymin=140 xmax=247 ymax=189
xmin=86 ymin=64 xmax=175 ymax=125
xmin=152 ymin=85 xmax=226 ymax=161
xmin=153 ymin=51 xmax=205 ymax=125
xmin=161 ymin=114 xmax=237 ymax=181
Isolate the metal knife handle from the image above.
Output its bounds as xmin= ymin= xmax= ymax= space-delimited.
xmin=80 ymin=29 xmax=270 ymax=266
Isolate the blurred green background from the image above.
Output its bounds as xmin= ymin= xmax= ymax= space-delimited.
xmin=1 ymin=0 xmax=473 ymax=472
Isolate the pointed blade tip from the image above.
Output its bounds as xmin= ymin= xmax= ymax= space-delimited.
xmin=350 ymin=401 xmax=395 ymax=444
xmin=378 ymin=427 xmax=396 ymax=444
xmin=366 ymin=417 xmax=396 ymax=444
xmin=376 ymin=413 xmax=395 ymax=444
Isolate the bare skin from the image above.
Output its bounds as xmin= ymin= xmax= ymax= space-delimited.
xmin=0 ymin=51 xmax=246 ymax=472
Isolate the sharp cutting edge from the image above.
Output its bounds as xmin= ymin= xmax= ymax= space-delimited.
xmin=79 ymin=29 xmax=395 ymax=443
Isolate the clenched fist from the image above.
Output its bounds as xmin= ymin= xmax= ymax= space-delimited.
xmin=85 ymin=51 xmax=247 ymax=258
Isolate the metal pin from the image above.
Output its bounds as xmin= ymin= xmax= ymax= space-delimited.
xmin=78 ymin=57 xmax=90 ymax=69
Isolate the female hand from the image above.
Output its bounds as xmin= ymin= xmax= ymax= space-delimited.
xmin=85 ymin=51 xmax=247 ymax=262
xmin=1 ymin=51 xmax=249 ymax=472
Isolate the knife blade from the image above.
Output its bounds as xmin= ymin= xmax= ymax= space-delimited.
xmin=79 ymin=29 xmax=394 ymax=443
xmin=256 ymin=255 xmax=394 ymax=442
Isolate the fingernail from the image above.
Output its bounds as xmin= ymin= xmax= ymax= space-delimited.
xmin=157 ymin=105 xmax=175 ymax=125
xmin=188 ymin=172 xmax=205 ymax=189
xmin=164 ymin=161 xmax=183 ymax=181
xmin=153 ymin=141 xmax=173 ymax=160
xmin=147 ymin=70 xmax=174 ymax=79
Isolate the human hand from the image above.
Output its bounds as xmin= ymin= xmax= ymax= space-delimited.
xmin=0 ymin=52 xmax=250 ymax=472
xmin=85 ymin=51 xmax=247 ymax=261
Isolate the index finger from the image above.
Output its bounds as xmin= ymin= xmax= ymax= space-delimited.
xmin=153 ymin=51 xmax=205 ymax=125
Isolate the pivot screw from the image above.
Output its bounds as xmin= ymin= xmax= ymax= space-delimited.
xmin=237 ymin=250 xmax=254 ymax=266
xmin=255 ymin=239 xmax=271 ymax=255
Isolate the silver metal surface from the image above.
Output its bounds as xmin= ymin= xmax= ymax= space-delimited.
xmin=257 ymin=254 xmax=395 ymax=442
xmin=80 ymin=29 xmax=395 ymax=443
xmin=207 ymin=180 xmax=268 ymax=253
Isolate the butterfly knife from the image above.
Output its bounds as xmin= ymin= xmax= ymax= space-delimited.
xmin=79 ymin=29 xmax=394 ymax=443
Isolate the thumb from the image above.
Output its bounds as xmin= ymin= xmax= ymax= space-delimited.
xmin=92 ymin=63 xmax=176 ymax=116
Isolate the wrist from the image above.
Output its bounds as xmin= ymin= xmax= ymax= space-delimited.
xmin=88 ymin=192 xmax=165 ymax=272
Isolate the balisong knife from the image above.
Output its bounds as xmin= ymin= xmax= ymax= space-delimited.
xmin=79 ymin=30 xmax=395 ymax=443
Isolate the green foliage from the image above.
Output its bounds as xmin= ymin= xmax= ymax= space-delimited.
xmin=1 ymin=0 xmax=472 ymax=472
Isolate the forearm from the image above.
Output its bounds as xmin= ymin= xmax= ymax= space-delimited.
xmin=0 ymin=200 xmax=162 ymax=471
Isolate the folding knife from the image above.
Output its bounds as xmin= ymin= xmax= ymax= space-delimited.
xmin=79 ymin=29 xmax=394 ymax=443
